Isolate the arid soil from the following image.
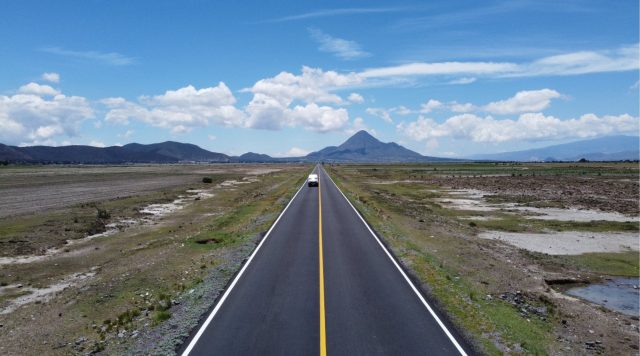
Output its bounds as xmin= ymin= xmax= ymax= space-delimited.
xmin=0 ymin=164 xmax=306 ymax=355
xmin=329 ymin=163 xmax=640 ymax=355
xmin=433 ymin=175 xmax=638 ymax=216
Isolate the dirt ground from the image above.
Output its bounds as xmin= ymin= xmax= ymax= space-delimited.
xmin=328 ymin=163 xmax=640 ymax=355
xmin=0 ymin=165 xmax=282 ymax=218
xmin=0 ymin=164 xmax=307 ymax=355
xmin=439 ymin=175 xmax=639 ymax=216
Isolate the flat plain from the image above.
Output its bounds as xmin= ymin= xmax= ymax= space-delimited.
xmin=327 ymin=162 xmax=639 ymax=355
xmin=0 ymin=162 xmax=638 ymax=355
xmin=0 ymin=164 xmax=307 ymax=355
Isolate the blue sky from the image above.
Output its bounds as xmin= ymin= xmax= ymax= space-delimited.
xmin=1 ymin=0 xmax=638 ymax=157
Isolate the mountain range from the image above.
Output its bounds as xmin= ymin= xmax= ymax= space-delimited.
xmin=471 ymin=135 xmax=639 ymax=161
xmin=0 ymin=132 xmax=637 ymax=164
xmin=0 ymin=131 xmax=452 ymax=164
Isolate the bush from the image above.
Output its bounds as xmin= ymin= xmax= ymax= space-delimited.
xmin=202 ymin=177 xmax=213 ymax=183
xmin=96 ymin=208 xmax=110 ymax=219
xmin=152 ymin=310 xmax=171 ymax=324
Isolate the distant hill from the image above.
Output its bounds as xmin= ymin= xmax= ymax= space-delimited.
xmin=0 ymin=131 xmax=461 ymax=165
xmin=234 ymin=152 xmax=278 ymax=163
xmin=471 ymin=135 xmax=639 ymax=161
xmin=0 ymin=141 xmax=230 ymax=164
xmin=305 ymin=130 xmax=451 ymax=162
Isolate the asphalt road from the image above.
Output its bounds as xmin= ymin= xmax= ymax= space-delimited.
xmin=181 ymin=165 xmax=469 ymax=356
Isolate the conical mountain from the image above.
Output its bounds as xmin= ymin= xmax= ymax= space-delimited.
xmin=306 ymin=130 xmax=436 ymax=162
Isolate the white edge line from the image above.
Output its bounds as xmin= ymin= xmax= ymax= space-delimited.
xmin=322 ymin=167 xmax=468 ymax=356
xmin=181 ymin=174 xmax=310 ymax=356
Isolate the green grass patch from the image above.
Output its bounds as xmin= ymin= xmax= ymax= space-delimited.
xmin=474 ymin=215 xmax=639 ymax=233
xmin=563 ymin=251 xmax=639 ymax=277
xmin=152 ymin=310 xmax=171 ymax=324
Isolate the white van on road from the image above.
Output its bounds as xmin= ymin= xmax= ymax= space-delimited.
xmin=307 ymin=174 xmax=318 ymax=187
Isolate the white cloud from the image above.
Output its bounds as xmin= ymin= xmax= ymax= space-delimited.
xmin=18 ymin=82 xmax=60 ymax=96
xmin=41 ymin=47 xmax=135 ymax=66
xmin=415 ymin=89 xmax=562 ymax=115
xmin=171 ymin=125 xmax=190 ymax=134
xmin=243 ymin=67 xmax=359 ymax=132
xmin=348 ymin=92 xmax=364 ymax=103
xmin=345 ymin=117 xmax=376 ymax=136
xmin=104 ymin=82 xmax=246 ymax=131
xmin=263 ymin=7 xmax=407 ymax=23
xmin=0 ymin=85 xmax=94 ymax=145
xmin=519 ymin=44 xmax=639 ymax=77
xmin=450 ymin=102 xmax=477 ymax=113
xmin=367 ymin=105 xmax=416 ymax=122
xmin=89 ymin=140 xmax=106 ymax=147
xmin=359 ymin=44 xmax=639 ymax=79
xmin=366 ymin=107 xmax=393 ymax=123
xmin=41 ymin=72 xmax=60 ymax=83
xmin=288 ymin=103 xmax=350 ymax=132
xmin=448 ymin=77 xmax=476 ymax=85
xmin=207 ymin=134 xmax=217 ymax=141
xmin=420 ymin=99 xmax=443 ymax=113
xmin=483 ymin=89 xmax=561 ymax=114
xmin=361 ymin=61 xmax=516 ymax=78
xmin=394 ymin=106 xmax=413 ymax=115
xmin=425 ymin=138 xmax=439 ymax=151
xmin=308 ymin=28 xmax=370 ymax=60
xmin=631 ymin=80 xmax=640 ymax=90
xmin=282 ymin=147 xmax=310 ymax=157
xmin=118 ymin=129 xmax=134 ymax=139
xmin=398 ymin=113 xmax=639 ymax=143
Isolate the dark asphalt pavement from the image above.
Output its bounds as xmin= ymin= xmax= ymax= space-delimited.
xmin=181 ymin=165 xmax=468 ymax=356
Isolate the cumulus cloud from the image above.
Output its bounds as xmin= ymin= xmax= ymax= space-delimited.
xmin=243 ymin=66 xmax=360 ymax=132
xmin=0 ymin=85 xmax=94 ymax=145
xmin=279 ymin=147 xmax=310 ymax=157
xmin=416 ymin=89 xmax=562 ymax=115
xmin=348 ymin=92 xmax=364 ymax=103
xmin=398 ymin=113 xmax=639 ymax=143
xmin=308 ymin=28 xmax=370 ymax=60
xmin=89 ymin=140 xmax=106 ymax=147
xmin=103 ymin=82 xmax=246 ymax=131
xmin=483 ymin=89 xmax=561 ymax=114
xmin=450 ymin=102 xmax=477 ymax=113
xmin=420 ymin=99 xmax=443 ymax=113
xmin=41 ymin=72 xmax=60 ymax=83
xmin=18 ymin=82 xmax=60 ymax=96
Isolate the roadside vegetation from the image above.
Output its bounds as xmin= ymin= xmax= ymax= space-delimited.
xmin=0 ymin=164 xmax=308 ymax=355
xmin=326 ymin=162 xmax=639 ymax=355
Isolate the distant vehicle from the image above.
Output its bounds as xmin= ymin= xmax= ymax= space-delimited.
xmin=307 ymin=174 xmax=318 ymax=187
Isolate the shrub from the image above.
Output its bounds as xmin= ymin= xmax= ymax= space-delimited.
xmin=202 ymin=177 xmax=213 ymax=183
xmin=96 ymin=208 xmax=110 ymax=219
xmin=152 ymin=310 xmax=171 ymax=324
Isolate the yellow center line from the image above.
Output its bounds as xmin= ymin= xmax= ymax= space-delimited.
xmin=318 ymin=173 xmax=327 ymax=356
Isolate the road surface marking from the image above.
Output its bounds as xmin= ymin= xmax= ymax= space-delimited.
xmin=322 ymin=168 xmax=468 ymax=356
xmin=318 ymin=173 xmax=327 ymax=356
xmin=181 ymin=178 xmax=308 ymax=356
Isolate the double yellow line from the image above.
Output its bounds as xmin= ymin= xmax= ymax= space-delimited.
xmin=318 ymin=173 xmax=327 ymax=356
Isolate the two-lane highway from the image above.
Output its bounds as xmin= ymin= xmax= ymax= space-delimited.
xmin=181 ymin=165 xmax=469 ymax=355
